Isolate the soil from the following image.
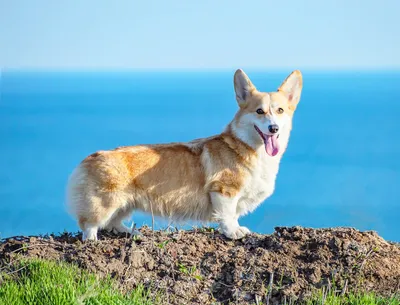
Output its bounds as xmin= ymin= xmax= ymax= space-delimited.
xmin=1 ymin=226 xmax=400 ymax=304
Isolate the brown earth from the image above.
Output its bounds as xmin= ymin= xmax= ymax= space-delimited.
xmin=1 ymin=226 xmax=400 ymax=304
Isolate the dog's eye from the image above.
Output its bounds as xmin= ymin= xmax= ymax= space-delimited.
xmin=256 ymin=108 xmax=265 ymax=114
xmin=277 ymin=108 xmax=284 ymax=114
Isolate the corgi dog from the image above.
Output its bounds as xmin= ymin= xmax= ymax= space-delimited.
xmin=66 ymin=69 xmax=303 ymax=241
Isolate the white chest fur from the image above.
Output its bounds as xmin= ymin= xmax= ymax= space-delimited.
xmin=236 ymin=150 xmax=281 ymax=217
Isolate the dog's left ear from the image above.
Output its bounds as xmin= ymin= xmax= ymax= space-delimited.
xmin=278 ymin=70 xmax=303 ymax=109
xmin=234 ymin=69 xmax=256 ymax=107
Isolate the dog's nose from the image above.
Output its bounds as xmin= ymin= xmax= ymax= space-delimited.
xmin=268 ymin=124 xmax=279 ymax=134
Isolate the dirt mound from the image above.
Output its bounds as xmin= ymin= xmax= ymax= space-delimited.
xmin=1 ymin=226 xmax=400 ymax=304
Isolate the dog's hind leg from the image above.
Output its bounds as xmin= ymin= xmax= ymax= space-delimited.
xmin=67 ymin=165 xmax=133 ymax=241
xmin=78 ymin=204 xmax=118 ymax=241
xmin=75 ymin=192 xmax=129 ymax=241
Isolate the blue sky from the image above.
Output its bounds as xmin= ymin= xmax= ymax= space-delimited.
xmin=0 ymin=0 xmax=399 ymax=69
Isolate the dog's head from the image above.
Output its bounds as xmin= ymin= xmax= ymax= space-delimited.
xmin=232 ymin=69 xmax=303 ymax=157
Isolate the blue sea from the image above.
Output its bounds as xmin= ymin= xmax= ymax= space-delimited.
xmin=1 ymin=70 xmax=399 ymax=241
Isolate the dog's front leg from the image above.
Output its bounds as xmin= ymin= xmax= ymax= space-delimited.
xmin=210 ymin=192 xmax=250 ymax=239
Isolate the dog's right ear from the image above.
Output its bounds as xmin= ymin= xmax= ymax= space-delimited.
xmin=278 ymin=70 xmax=303 ymax=110
xmin=234 ymin=69 xmax=256 ymax=107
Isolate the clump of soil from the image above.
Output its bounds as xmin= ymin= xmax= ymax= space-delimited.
xmin=1 ymin=226 xmax=400 ymax=304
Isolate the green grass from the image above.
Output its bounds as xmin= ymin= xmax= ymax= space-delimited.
xmin=306 ymin=289 xmax=400 ymax=305
xmin=0 ymin=259 xmax=156 ymax=305
xmin=0 ymin=258 xmax=399 ymax=305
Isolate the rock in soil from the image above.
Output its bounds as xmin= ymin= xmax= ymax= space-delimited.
xmin=1 ymin=226 xmax=400 ymax=304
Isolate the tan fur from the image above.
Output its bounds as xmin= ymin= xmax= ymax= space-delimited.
xmin=66 ymin=69 xmax=303 ymax=241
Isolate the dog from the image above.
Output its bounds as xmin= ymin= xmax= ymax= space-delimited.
xmin=66 ymin=69 xmax=303 ymax=241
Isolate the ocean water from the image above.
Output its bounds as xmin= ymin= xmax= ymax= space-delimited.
xmin=0 ymin=70 xmax=399 ymax=241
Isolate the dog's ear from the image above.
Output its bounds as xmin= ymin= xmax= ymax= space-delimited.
xmin=278 ymin=70 xmax=303 ymax=109
xmin=234 ymin=69 xmax=256 ymax=107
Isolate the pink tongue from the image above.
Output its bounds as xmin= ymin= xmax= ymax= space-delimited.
xmin=265 ymin=134 xmax=280 ymax=156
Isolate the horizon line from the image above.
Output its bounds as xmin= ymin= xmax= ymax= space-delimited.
xmin=1 ymin=66 xmax=400 ymax=73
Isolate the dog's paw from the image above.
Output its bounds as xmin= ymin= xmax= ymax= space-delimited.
xmin=82 ymin=228 xmax=98 ymax=242
xmin=106 ymin=223 xmax=133 ymax=234
xmin=113 ymin=224 xmax=133 ymax=234
xmin=222 ymin=226 xmax=251 ymax=240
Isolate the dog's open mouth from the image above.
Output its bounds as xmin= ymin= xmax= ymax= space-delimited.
xmin=254 ymin=125 xmax=280 ymax=157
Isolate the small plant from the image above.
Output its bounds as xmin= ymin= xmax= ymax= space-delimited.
xmin=200 ymin=226 xmax=216 ymax=234
xmin=178 ymin=262 xmax=189 ymax=274
xmin=132 ymin=234 xmax=142 ymax=242
xmin=156 ymin=240 xmax=170 ymax=249
xmin=177 ymin=263 xmax=203 ymax=281
xmin=22 ymin=243 xmax=29 ymax=251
